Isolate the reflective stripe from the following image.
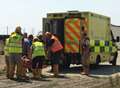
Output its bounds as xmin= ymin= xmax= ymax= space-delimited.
xmin=32 ymin=41 xmax=45 ymax=58
xmin=90 ymin=40 xmax=117 ymax=53
xmin=105 ymin=46 xmax=110 ymax=52
xmin=94 ymin=46 xmax=100 ymax=53
xmin=90 ymin=40 xmax=95 ymax=46
xmin=109 ymin=41 xmax=113 ymax=46
xmin=100 ymin=40 xmax=105 ymax=46
xmin=112 ymin=46 xmax=117 ymax=52
xmin=64 ymin=18 xmax=80 ymax=53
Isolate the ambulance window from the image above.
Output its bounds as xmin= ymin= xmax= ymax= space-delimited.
xmin=53 ymin=21 xmax=57 ymax=34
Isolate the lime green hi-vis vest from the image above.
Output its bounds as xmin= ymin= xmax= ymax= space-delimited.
xmin=90 ymin=40 xmax=117 ymax=53
xmin=32 ymin=41 xmax=45 ymax=58
xmin=8 ymin=33 xmax=23 ymax=54
xmin=4 ymin=38 xmax=10 ymax=55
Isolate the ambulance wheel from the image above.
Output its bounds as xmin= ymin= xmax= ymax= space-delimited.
xmin=111 ymin=52 xmax=118 ymax=66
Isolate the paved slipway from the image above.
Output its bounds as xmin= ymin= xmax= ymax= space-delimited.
xmin=0 ymin=52 xmax=120 ymax=88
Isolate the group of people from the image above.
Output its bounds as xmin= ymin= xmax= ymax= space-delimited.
xmin=4 ymin=26 xmax=90 ymax=81
xmin=4 ymin=26 xmax=64 ymax=81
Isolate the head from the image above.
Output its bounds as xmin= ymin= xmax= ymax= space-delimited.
xmin=81 ymin=26 xmax=85 ymax=32
xmin=83 ymin=33 xmax=89 ymax=40
xmin=23 ymin=33 xmax=27 ymax=38
xmin=28 ymin=34 xmax=33 ymax=41
xmin=83 ymin=33 xmax=87 ymax=37
xmin=44 ymin=32 xmax=52 ymax=39
xmin=33 ymin=37 xmax=39 ymax=42
xmin=37 ymin=34 xmax=43 ymax=42
xmin=15 ymin=26 xmax=22 ymax=34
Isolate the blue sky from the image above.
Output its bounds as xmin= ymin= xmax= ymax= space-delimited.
xmin=0 ymin=0 xmax=119 ymax=35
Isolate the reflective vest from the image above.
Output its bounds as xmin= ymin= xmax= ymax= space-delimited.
xmin=50 ymin=35 xmax=63 ymax=52
xmin=4 ymin=38 xmax=10 ymax=55
xmin=32 ymin=41 xmax=45 ymax=58
xmin=8 ymin=33 xmax=23 ymax=54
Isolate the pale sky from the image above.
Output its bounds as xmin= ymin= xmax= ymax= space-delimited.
xmin=0 ymin=0 xmax=119 ymax=35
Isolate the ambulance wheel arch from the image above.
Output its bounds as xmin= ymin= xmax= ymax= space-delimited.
xmin=109 ymin=51 xmax=118 ymax=66
xmin=90 ymin=53 xmax=101 ymax=64
xmin=89 ymin=53 xmax=111 ymax=65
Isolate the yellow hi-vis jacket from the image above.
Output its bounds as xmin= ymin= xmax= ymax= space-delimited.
xmin=32 ymin=41 xmax=45 ymax=58
xmin=4 ymin=38 xmax=10 ymax=56
xmin=8 ymin=33 xmax=23 ymax=54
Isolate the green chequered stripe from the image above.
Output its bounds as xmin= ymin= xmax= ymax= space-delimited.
xmin=90 ymin=40 xmax=116 ymax=53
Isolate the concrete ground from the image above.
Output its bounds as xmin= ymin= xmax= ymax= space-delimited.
xmin=0 ymin=51 xmax=120 ymax=88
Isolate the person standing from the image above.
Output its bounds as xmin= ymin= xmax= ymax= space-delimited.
xmin=31 ymin=37 xmax=45 ymax=79
xmin=27 ymin=34 xmax=33 ymax=72
xmin=44 ymin=32 xmax=63 ymax=77
xmin=28 ymin=34 xmax=33 ymax=47
xmin=4 ymin=37 xmax=10 ymax=78
xmin=81 ymin=33 xmax=90 ymax=76
xmin=20 ymin=33 xmax=31 ymax=79
xmin=8 ymin=26 xmax=24 ymax=80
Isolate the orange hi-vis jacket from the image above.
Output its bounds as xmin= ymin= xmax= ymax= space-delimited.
xmin=50 ymin=35 xmax=63 ymax=53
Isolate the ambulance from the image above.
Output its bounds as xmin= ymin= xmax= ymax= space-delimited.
xmin=43 ymin=11 xmax=118 ymax=68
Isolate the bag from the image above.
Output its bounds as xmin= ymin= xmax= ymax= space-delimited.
xmin=21 ymin=56 xmax=31 ymax=68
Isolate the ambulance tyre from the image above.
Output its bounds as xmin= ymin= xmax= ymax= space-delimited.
xmin=111 ymin=52 xmax=118 ymax=66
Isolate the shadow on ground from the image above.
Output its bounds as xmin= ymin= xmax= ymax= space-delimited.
xmin=59 ymin=64 xmax=120 ymax=76
xmin=90 ymin=64 xmax=120 ymax=75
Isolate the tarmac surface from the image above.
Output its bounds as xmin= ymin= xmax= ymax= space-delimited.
xmin=0 ymin=51 xmax=120 ymax=88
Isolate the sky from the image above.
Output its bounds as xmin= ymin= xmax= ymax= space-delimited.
xmin=0 ymin=0 xmax=119 ymax=35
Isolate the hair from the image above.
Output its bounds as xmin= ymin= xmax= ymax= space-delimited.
xmin=45 ymin=32 xmax=52 ymax=38
xmin=23 ymin=33 xmax=27 ymax=38
xmin=33 ymin=37 xmax=39 ymax=42
xmin=28 ymin=34 xmax=33 ymax=40
xmin=83 ymin=33 xmax=89 ymax=40
xmin=83 ymin=33 xmax=87 ymax=37
xmin=37 ymin=35 xmax=43 ymax=41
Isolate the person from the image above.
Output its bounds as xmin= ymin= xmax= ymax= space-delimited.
xmin=28 ymin=34 xmax=33 ymax=47
xmin=7 ymin=26 xmax=24 ymax=80
xmin=44 ymin=32 xmax=63 ymax=77
xmin=81 ymin=33 xmax=90 ymax=76
xmin=27 ymin=34 xmax=33 ymax=72
xmin=31 ymin=37 xmax=45 ymax=79
xmin=21 ymin=33 xmax=31 ymax=80
xmin=4 ymin=37 xmax=10 ymax=78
